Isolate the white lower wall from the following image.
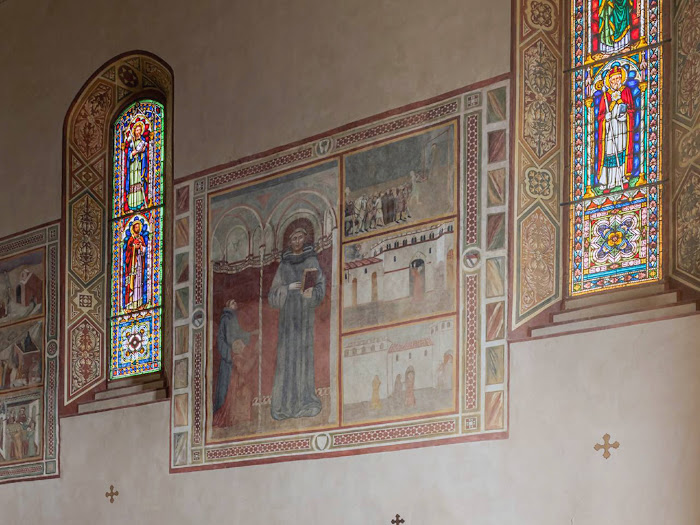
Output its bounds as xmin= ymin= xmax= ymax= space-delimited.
xmin=1 ymin=315 xmax=699 ymax=523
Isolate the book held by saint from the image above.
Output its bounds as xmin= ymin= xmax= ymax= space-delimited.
xmin=301 ymin=268 xmax=317 ymax=293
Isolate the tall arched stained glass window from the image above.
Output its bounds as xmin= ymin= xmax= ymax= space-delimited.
xmin=570 ymin=0 xmax=663 ymax=295
xmin=110 ymin=100 xmax=165 ymax=378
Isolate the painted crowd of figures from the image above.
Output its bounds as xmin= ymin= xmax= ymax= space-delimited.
xmin=345 ymin=181 xmax=414 ymax=236
xmin=369 ymin=370 xmax=416 ymax=411
xmin=1 ymin=405 xmax=38 ymax=461
xmin=0 ymin=351 xmax=41 ymax=391
xmin=368 ymin=353 xmax=454 ymax=411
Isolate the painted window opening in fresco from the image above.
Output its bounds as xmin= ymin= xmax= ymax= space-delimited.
xmin=109 ymin=99 xmax=164 ymax=379
xmin=569 ymin=0 xmax=663 ymax=295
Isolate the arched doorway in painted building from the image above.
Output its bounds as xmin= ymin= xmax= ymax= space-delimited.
xmin=409 ymin=258 xmax=425 ymax=301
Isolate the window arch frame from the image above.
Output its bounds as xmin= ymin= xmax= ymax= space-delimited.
xmin=61 ymin=51 xmax=173 ymax=412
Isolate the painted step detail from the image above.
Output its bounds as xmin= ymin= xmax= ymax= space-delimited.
xmin=531 ymin=301 xmax=698 ymax=338
xmin=107 ymin=372 xmax=162 ymax=390
xmin=94 ymin=379 xmax=165 ymax=400
xmin=563 ymin=283 xmax=666 ymax=311
xmin=553 ymin=291 xmax=680 ymax=324
xmin=78 ymin=389 xmax=167 ymax=414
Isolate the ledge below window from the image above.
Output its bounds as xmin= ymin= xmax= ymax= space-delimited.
xmin=76 ymin=373 xmax=168 ymax=415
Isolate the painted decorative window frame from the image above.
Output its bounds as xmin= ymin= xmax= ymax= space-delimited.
xmin=61 ymin=51 xmax=173 ymax=414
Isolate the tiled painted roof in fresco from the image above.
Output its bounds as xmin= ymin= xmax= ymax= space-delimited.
xmin=387 ymin=338 xmax=434 ymax=353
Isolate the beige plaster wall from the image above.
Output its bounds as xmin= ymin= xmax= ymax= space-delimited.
xmin=2 ymin=1 xmax=700 ymax=523
xmin=0 ymin=315 xmax=699 ymax=523
xmin=0 ymin=0 xmax=509 ymax=238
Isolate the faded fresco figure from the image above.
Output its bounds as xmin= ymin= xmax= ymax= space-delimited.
xmin=268 ymin=228 xmax=325 ymax=420
xmin=212 ymin=299 xmax=253 ymax=414
xmin=0 ymin=345 xmax=22 ymax=389
xmin=0 ymin=272 xmax=10 ymax=317
xmin=7 ymin=410 xmax=24 ymax=460
xmin=392 ymin=373 xmax=404 ymax=409
xmin=213 ymin=337 xmax=258 ymax=427
xmin=370 ymin=375 xmax=382 ymax=410
xmin=437 ymin=352 xmax=454 ymax=391
xmin=374 ymin=193 xmax=385 ymax=227
xmin=404 ymin=367 xmax=416 ymax=407
xmin=353 ymin=195 xmax=368 ymax=234
xmin=408 ymin=172 xmax=420 ymax=212
xmin=344 ymin=188 xmax=354 ymax=235
xmin=428 ymin=143 xmax=440 ymax=180
xmin=1 ymin=404 xmax=39 ymax=462
xmin=26 ymin=406 xmax=37 ymax=457
xmin=386 ymin=189 xmax=396 ymax=224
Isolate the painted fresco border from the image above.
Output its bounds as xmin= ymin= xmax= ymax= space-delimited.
xmin=512 ymin=0 xmax=564 ymax=328
xmin=671 ymin=0 xmax=700 ymax=291
xmin=170 ymin=75 xmax=511 ymax=472
xmin=0 ymin=221 xmax=60 ymax=484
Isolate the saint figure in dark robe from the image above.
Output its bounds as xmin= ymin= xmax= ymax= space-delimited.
xmin=268 ymin=227 xmax=325 ymax=420
xmin=213 ymin=299 xmax=252 ymax=414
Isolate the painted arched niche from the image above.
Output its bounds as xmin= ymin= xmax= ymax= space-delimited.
xmin=62 ymin=51 xmax=173 ymax=410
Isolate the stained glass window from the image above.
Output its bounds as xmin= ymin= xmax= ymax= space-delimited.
xmin=110 ymin=100 xmax=164 ymax=378
xmin=570 ymin=0 xmax=663 ymax=295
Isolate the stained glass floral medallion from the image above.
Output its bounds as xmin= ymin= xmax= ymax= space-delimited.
xmin=110 ymin=309 xmax=162 ymax=378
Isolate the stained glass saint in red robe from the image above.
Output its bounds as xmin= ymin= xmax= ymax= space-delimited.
xmin=123 ymin=220 xmax=149 ymax=310
xmin=595 ymin=64 xmax=635 ymax=191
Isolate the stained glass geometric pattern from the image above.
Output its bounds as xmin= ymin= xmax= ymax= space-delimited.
xmin=111 ymin=208 xmax=163 ymax=317
xmin=110 ymin=308 xmax=162 ymax=378
xmin=110 ymin=99 xmax=164 ymax=378
xmin=570 ymin=0 xmax=663 ymax=295
xmin=112 ymin=100 xmax=164 ymax=219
